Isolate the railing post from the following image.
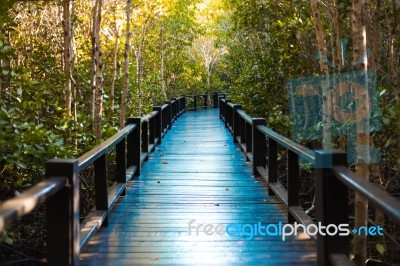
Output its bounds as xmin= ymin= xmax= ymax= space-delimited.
xmin=94 ymin=154 xmax=109 ymax=226
xmin=46 ymin=159 xmax=79 ymax=266
xmin=233 ymin=104 xmax=242 ymax=143
xmin=176 ymin=96 xmax=182 ymax=117
xmin=162 ymin=108 xmax=166 ymax=134
xmin=127 ymin=118 xmax=141 ymax=176
xmin=267 ymin=138 xmax=278 ymax=195
xmin=153 ymin=106 xmax=162 ymax=144
xmin=219 ymin=97 xmax=224 ymax=119
xmin=182 ymin=95 xmax=186 ymax=112
xmin=252 ymin=118 xmax=266 ymax=176
xmin=141 ymin=119 xmax=149 ymax=160
xmin=315 ymin=150 xmax=349 ymax=266
xmin=194 ymin=95 xmax=197 ymax=111
xmin=240 ymin=116 xmax=246 ymax=146
xmin=245 ymin=121 xmax=252 ymax=154
xmin=171 ymin=98 xmax=177 ymax=120
xmin=116 ymin=139 xmax=127 ymax=196
xmin=204 ymin=94 xmax=207 ymax=109
xmin=287 ymin=150 xmax=299 ymax=223
xmin=213 ymin=93 xmax=218 ymax=108
xmin=164 ymin=101 xmax=172 ymax=129
xmin=225 ymin=100 xmax=232 ymax=129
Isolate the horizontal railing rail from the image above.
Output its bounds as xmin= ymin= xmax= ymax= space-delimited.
xmin=0 ymin=177 xmax=68 ymax=230
xmin=0 ymin=95 xmax=187 ymax=266
xmin=219 ymin=98 xmax=400 ymax=266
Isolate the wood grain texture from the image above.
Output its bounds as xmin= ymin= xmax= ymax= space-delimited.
xmin=80 ymin=109 xmax=316 ymax=265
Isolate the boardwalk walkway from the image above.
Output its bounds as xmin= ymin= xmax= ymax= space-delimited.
xmin=80 ymin=109 xmax=316 ymax=265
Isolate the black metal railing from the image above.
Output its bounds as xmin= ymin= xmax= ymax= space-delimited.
xmin=0 ymin=96 xmax=186 ymax=266
xmin=185 ymin=93 xmax=223 ymax=111
xmin=219 ymin=97 xmax=400 ymax=266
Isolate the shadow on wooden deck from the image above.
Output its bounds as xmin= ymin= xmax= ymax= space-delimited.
xmin=80 ymin=109 xmax=317 ymax=265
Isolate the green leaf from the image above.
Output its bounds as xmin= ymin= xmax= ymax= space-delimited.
xmin=4 ymin=236 xmax=13 ymax=245
xmin=376 ymin=243 xmax=385 ymax=256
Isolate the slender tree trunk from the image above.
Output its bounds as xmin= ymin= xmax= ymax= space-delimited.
xmin=1 ymin=28 xmax=12 ymax=99
xmin=90 ymin=2 xmax=96 ymax=120
xmin=334 ymin=0 xmax=344 ymax=72
xmin=110 ymin=13 xmax=120 ymax=110
xmin=369 ymin=0 xmax=385 ymax=241
xmin=328 ymin=2 xmax=337 ymax=71
xmin=63 ymin=0 xmax=73 ymax=116
xmin=333 ymin=0 xmax=347 ymax=150
xmin=119 ymin=0 xmax=132 ymax=129
xmin=92 ymin=0 xmax=103 ymax=141
xmin=388 ymin=0 xmax=399 ymax=101
xmin=138 ymin=52 xmax=143 ymax=116
xmin=110 ymin=36 xmax=119 ymax=110
xmin=310 ymin=0 xmax=332 ymax=150
xmin=352 ymin=1 xmax=370 ymax=265
xmin=160 ymin=25 xmax=167 ymax=100
xmin=70 ymin=1 xmax=77 ymax=148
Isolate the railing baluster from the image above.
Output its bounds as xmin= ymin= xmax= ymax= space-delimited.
xmin=46 ymin=159 xmax=79 ymax=266
xmin=194 ymin=95 xmax=197 ymax=111
xmin=267 ymin=138 xmax=278 ymax=196
xmin=94 ymin=154 xmax=109 ymax=226
xmin=141 ymin=120 xmax=149 ymax=160
xmin=287 ymin=150 xmax=299 ymax=223
xmin=116 ymin=140 xmax=127 ymax=196
xmin=127 ymin=118 xmax=141 ymax=176
xmin=233 ymin=104 xmax=242 ymax=143
xmin=245 ymin=121 xmax=252 ymax=154
xmin=204 ymin=94 xmax=207 ymax=109
xmin=149 ymin=116 xmax=155 ymax=147
xmin=164 ymin=101 xmax=172 ymax=129
xmin=252 ymin=119 xmax=266 ymax=176
xmin=315 ymin=150 xmax=349 ymax=266
xmin=213 ymin=93 xmax=218 ymax=108
xmin=240 ymin=116 xmax=246 ymax=146
xmin=172 ymin=98 xmax=177 ymax=120
xmin=219 ymin=97 xmax=223 ymax=119
xmin=153 ymin=106 xmax=162 ymax=144
xmin=224 ymin=100 xmax=231 ymax=128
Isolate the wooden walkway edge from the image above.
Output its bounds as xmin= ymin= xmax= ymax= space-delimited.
xmin=80 ymin=109 xmax=317 ymax=265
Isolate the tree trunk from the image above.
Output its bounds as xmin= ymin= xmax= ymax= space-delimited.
xmin=328 ymin=2 xmax=337 ymax=72
xmin=138 ymin=52 xmax=143 ymax=116
xmin=333 ymin=0 xmax=347 ymax=150
xmin=110 ymin=16 xmax=119 ymax=110
xmin=90 ymin=2 xmax=96 ymax=121
xmin=388 ymin=0 xmax=398 ymax=101
xmin=92 ymin=0 xmax=103 ymax=141
xmin=352 ymin=1 xmax=370 ymax=265
xmin=119 ymin=0 xmax=132 ymax=129
xmin=369 ymin=0 xmax=385 ymax=243
xmin=63 ymin=0 xmax=72 ymax=116
xmin=310 ymin=0 xmax=332 ymax=150
xmin=161 ymin=25 xmax=167 ymax=101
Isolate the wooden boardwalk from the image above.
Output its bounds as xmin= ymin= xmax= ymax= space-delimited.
xmin=80 ymin=109 xmax=317 ymax=265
